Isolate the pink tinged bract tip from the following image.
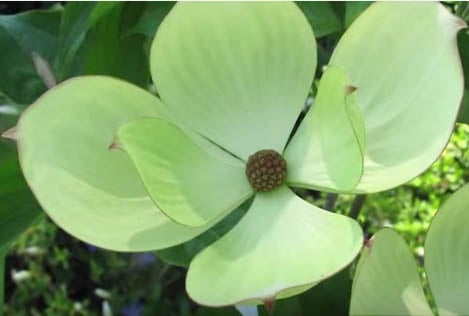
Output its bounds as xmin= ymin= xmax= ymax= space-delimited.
xmin=2 ymin=126 xmax=18 ymax=141
xmin=108 ymin=142 xmax=120 ymax=151
xmin=263 ymin=298 xmax=276 ymax=315
xmin=346 ymin=85 xmax=358 ymax=94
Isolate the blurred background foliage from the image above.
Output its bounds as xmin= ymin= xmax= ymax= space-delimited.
xmin=0 ymin=1 xmax=468 ymax=315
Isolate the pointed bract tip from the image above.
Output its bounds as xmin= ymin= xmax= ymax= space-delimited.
xmin=2 ymin=126 xmax=18 ymax=141
xmin=456 ymin=16 xmax=467 ymax=30
xmin=364 ymin=237 xmax=373 ymax=249
xmin=263 ymin=298 xmax=276 ymax=315
xmin=108 ymin=142 xmax=121 ymax=151
xmin=108 ymin=136 xmax=123 ymax=151
xmin=346 ymin=85 xmax=358 ymax=95
xmin=451 ymin=9 xmax=467 ymax=31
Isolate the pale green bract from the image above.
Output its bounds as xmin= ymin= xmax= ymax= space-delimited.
xmin=11 ymin=2 xmax=464 ymax=307
xmin=349 ymin=185 xmax=469 ymax=316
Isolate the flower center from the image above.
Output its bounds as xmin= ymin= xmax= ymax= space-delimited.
xmin=245 ymin=149 xmax=286 ymax=192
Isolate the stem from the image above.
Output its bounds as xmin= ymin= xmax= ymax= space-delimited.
xmin=155 ymin=264 xmax=170 ymax=282
xmin=325 ymin=193 xmax=339 ymax=211
xmin=349 ymin=195 xmax=367 ymax=219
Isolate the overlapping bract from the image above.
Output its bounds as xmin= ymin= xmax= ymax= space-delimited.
xmin=350 ymin=185 xmax=469 ymax=316
xmin=13 ymin=2 xmax=464 ymax=306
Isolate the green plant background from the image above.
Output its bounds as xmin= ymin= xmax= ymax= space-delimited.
xmin=1 ymin=1 xmax=468 ymax=315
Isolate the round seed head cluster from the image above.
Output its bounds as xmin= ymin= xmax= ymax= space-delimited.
xmin=245 ymin=149 xmax=287 ymax=192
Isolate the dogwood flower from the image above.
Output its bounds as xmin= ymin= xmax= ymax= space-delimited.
xmin=12 ymin=2 xmax=464 ymax=307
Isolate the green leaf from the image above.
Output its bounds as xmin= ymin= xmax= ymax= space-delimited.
xmin=16 ymin=77 xmax=220 ymax=251
xmin=259 ymin=296 xmax=302 ymax=316
xmin=125 ymin=2 xmax=174 ymax=38
xmin=296 ymin=2 xmax=341 ymax=37
xmin=0 ymin=7 xmax=62 ymax=104
xmin=157 ymin=203 xmax=248 ymax=268
xmin=0 ymin=141 xmax=43 ymax=248
xmin=0 ymin=102 xmax=26 ymax=134
xmin=186 ymin=186 xmax=363 ymax=306
xmin=256 ymin=268 xmax=353 ymax=316
xmin=82 ymin=3 xmax=150 ymax=87
xmin=330 ymin=2 xmax=465 ymax=193
xmin=55 ymin=2 xmax=96 ymax=80
xmin=425 ymin=185 xmax=469 ymax=316
xmin=457 ymin=89 xmax=469 ymax=124
xmin=0 ymin=102 xmax=42 ymax=252
xmin=116 ymin=118 xmax=253 ymax=227
xmin=297 ymin=268 xmax=353 ymax=316
xmin=344 ymin=2 xmax=371 ymax=29
xmin=150 ymin=2 xmax=316 ymax=160
xmin=284 ymin=66 xmax=365 ymax=193
xmin=0 ymin=247 xmax=5 ymax=316
xmin=349 ymin=229 xmax=432 ymax=316
xmin=458 ymin=29 xmax=469 ymax=83
xmin=56 ymin=2 xmax=150 ymax=86
xmin=457 ymin=30 xmax=469 ymax=124
xmin=195 ymin=306 xmax=240 ymax=316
